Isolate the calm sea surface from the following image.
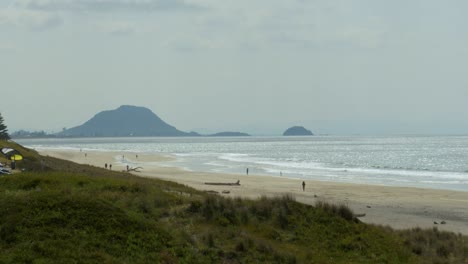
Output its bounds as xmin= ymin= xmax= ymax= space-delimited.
xmin=17 ymin=136 xmax=468 ymax=192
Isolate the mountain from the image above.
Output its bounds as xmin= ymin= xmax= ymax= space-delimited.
xmin=283 ymin=126 xmax=314 ymax=136
xmin=59 ymin=105 xmax=195 ymax=137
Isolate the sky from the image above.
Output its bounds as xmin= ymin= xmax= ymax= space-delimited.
xmin=1 ymin=0 xmax=468 ymax=135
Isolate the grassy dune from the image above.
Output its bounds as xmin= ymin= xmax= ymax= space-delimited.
xmin=0 ymin=142 xmax=466 ymax=263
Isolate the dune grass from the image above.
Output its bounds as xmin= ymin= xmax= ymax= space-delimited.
xmin=0 ymin=141 xmax=466 ymax=263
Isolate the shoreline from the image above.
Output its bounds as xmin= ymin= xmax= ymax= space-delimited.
xmin=39 ymin=149 xmax=468 ymax=235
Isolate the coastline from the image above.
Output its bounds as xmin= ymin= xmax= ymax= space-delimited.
xmin=39 ymin=149 xmax=468 ymax=235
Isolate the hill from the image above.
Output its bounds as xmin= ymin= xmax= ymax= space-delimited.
xmin=0 ymin=142 xmax=466 ymax=263
xmin=58 ymin=105 xmax=195 ymax=137
xmin=283 ymin=126 xmax=314 ymax=136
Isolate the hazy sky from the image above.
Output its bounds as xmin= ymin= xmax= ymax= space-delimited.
xmin=1 ymin=0 xmax=467 ymax=135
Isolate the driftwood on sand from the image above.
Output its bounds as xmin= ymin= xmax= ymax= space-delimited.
xmin=204 ymin=180 xmax=240 ymax=186
xmin=126 ymin=167 xmax=143 ymax=172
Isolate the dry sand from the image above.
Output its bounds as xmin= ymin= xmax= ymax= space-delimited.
xmin=40 ymin=149 xmax=468 ymax=235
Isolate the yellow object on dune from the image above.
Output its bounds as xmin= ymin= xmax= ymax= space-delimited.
xmin=10 ymin=154 xmax=23 ymax=161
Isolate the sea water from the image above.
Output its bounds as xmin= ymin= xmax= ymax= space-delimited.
xmin=17 ymin=135 xmax=468 ymax=192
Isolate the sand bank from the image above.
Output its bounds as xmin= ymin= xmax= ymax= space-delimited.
xmin=40 ymin=149 xmax=468 ymax=235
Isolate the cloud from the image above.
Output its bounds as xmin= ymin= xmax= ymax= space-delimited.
xmin=13 ymin=0 xmax=202 ymax=12
xmin=337 ymin=26 xmax=385 ymax=49
xmin=98 ymin=21 xmax=135 ymax=35
xmin=0 ymin=8 xmax=62 ymax=30
xmin=0 ymin=42 xmax=15 ymax=51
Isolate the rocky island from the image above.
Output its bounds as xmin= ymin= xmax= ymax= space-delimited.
xmin=283 ymin=126 xmax=314 ymax=136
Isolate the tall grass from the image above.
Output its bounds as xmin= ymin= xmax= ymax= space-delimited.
xmin=315 ymin=200 xmax=355 ymax=221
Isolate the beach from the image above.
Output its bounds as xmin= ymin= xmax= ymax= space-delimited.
xmin=40 ymin=149 xmax=468 ymax=235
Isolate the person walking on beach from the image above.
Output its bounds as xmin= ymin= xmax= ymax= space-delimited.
xmin=109 ymin=164 xmax=112 ymax=170
xmin=246 ymin=168 xmax=249 ymax=175
xmin=105 ymin=163 xmax=108 ymax=169
xmin=302 ymin=181 xmax=306 ymax=191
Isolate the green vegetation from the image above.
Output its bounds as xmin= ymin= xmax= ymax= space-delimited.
xmin=0 ymin=113 xmax=9 ymax=140
xmin=0 ymin=142 xmax=467 ymax=263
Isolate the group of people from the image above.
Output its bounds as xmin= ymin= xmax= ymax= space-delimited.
xmin=104 ymin=154 xmax=140 ymax=171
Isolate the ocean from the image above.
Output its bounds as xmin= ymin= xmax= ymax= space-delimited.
xmin=17 ymin=135 xmax=468 ymax=192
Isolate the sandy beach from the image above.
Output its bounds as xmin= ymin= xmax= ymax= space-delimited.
xmin=40 ymin=149 xmax=468 ymax=235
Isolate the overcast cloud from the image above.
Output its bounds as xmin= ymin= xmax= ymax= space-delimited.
xmin=1 ymin=0 xmax=467 ymax=135
xmin=13 ymin=0 xmax=202 ymax=12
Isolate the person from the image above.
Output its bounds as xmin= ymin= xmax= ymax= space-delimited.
xmin=136 ymin=154 xmax=138 ymax=159
xmin=109 ymin=164 xmax=112 ymax=170
xmin=246 ymin=168 xmax=249 ymax=175
xmin=302 ymin=181 xmax=306 ymax=191
xmin=126 ymin=165 xmax=129 ymax=171
xmin=105 ymin=163 xmax=108 ymax=169
xmin=84 ymin=153 xmax=87 ymax=158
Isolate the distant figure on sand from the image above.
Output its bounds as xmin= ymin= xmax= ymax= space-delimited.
xmin=85 ymin=153 xmax=87 ymax=158
xmin=109 ymin=164 xmax=112 ymax=170
xmin=302 ymin=181 xmax=306 ymax=191
xmin=126 ymin=165 xmax=129 ymax=171
xmin=246 ymin=168 xmax=249 ymax=175
xmin=136 ymin=154 xmax=138 ymax=159
xmin=105 ymin=163 xmax=108 ymax=169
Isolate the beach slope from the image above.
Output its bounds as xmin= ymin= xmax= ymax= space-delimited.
xmin=40 ymin=149 xmax=468 ymax=235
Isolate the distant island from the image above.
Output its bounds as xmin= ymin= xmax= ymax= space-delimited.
xmin=45 ymin=105 xmax=250 ymax=138
xmin=283 ymin=126 xmax=314 ymax=136
xmin=58 ymin=105 xmax=197 ymax=137
xmin=208 ymin=132 xmax=250 ymax=137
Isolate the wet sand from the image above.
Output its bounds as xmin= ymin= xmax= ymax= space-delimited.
xmin=40 ymin=149 xmax=468 ymax=235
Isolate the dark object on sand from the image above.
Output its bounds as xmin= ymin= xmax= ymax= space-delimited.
xmin=366 ymin=205 xmax=372 ymax=208
xmin=127 ymin=167 xmax=143 ymax=172
xmin=205 ymin=180 xmax=240 ymax=186
xmin=222 ymin=190 xmax=230 ymax=194
xmin=441 ymin=221 xmax=446 ymax=224
xmin=354 ymin=213 xmax=366 ymax=218
xmin=434 ymin=221 xmax=438 ymax=224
